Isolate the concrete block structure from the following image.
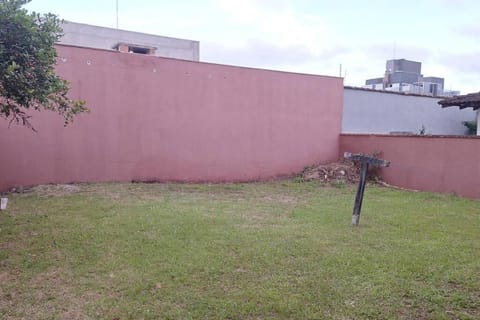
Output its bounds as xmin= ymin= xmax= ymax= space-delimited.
xmin=59 ymin=21 xmax=199 ymax=61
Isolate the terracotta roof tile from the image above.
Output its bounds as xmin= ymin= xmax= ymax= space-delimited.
xmin=438 ymin=92 xmax=480 ymax=110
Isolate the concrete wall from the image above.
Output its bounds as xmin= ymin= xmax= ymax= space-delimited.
xmin=340 ymin=134 xmax=480 ymax=199
xmin=60 ymin=21 xmax=199 ymax=61
xmin=343 ymin=87 xmax=476 ymax=135
xmin=0 ymin=45 xmax=343 ymax=191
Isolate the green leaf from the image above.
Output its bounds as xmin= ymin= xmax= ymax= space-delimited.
xmin=0 ymin=0 xmax=88 ymax=130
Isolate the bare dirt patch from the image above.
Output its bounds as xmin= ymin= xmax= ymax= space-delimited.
xmin=0 ymin=268 xmax=97 ymax=320
xmin=31 ymin=184 xmax=82 ymax=197
xmin=262 ymin=195 xmax=298 ymax=205
xmin=236 ymin=210 xmax=290 ymax=230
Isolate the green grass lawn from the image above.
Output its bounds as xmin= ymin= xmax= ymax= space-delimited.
xmin=1 ymin=181 xmax=479 ymax=319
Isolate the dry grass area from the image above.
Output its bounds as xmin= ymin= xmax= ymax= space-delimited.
xmin=1 ymin=180 xmax=479 ymax=319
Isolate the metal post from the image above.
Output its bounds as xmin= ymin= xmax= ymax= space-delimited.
xmin=344 ymin=152 xmax=389 ymax=226
xmin=352 ymin=161 xmax=369 ymax=226
xmin=476 ymin=110 xmax=480 ymax=136
xmin=116 ymin=0 xmax=119 ymax=29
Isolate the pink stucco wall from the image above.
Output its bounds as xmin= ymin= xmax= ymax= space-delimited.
xmin=0 ymin=45 xmax=343 ymax=191
xmin=340 ymin=134 xmax=480 ymax=199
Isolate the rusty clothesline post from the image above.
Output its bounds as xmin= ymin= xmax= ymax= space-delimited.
xmin=344 ymin=152 xmax=390 ymax=226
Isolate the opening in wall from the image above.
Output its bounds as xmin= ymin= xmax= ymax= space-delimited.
xmin=116 ymin=43 xmax=156 ymax=55
xmin=129 ymin=46 xmax=150 ymax=54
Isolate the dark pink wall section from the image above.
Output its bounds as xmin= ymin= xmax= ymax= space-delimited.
xmin=0 ymin=45 xmax=343 ymax=190
xmin=340 ymin=134 xmax=480 ymax=199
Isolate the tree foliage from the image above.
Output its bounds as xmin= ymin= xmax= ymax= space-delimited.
xmin=462 ymin=120 xmax=477 ymax=135
xmin=0 ymin=0 xmax=87 ymax=130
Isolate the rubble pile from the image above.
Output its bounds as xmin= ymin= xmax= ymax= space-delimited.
xmin=301 ymin=160 xmax=382 ymax=184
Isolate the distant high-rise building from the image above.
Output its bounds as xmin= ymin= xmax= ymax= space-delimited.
xmin=364 ymin=59 xmax=456 ymax=97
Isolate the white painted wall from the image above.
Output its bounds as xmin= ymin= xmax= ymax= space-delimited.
xmin=60 ymin=21 xmax=199 ymax=61
xmin=342 ymin=87 xmax=476 ymax=135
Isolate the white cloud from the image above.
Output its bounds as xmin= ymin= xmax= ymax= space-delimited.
xmin=24 ymin=0 xmax=480 ymax=93
xmin=213 ymin=0 xmax=331 ymax=51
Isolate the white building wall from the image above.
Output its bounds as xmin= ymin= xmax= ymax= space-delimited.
xmin=342 ymin=87 xmax=476 ymax=135
xmin=59 ymin=21 xmax=199 ymax=61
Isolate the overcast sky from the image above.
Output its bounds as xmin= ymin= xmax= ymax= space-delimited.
xmin=26 ymin=0 xmax=480 ymax=94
